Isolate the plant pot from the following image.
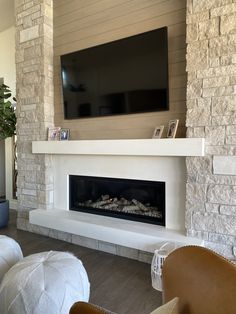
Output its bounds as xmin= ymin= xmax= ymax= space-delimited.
xmin=0 ymin=199 xmax=9 ymax=228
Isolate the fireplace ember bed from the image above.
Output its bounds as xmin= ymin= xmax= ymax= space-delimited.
xmin=69 ymin=175 xmax=165 ymax=226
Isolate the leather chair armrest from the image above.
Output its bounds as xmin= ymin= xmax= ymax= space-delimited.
xmin=70 ymin=301 xmax=115 ymax=314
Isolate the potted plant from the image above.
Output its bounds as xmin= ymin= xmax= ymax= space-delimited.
xmin=0 ymin=83 xmax=16 ymax=228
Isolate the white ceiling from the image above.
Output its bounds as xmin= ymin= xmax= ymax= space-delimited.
xmin=0 ymin=0 xmax=14 ymax=33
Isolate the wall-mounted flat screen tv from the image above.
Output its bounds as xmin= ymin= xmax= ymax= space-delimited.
xmin=61 ymin=27 xmax=169 ymax=119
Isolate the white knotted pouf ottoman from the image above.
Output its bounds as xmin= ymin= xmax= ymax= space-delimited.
xmin=0 ymin=235 xmax=23 ymax=282
xmin=0 ymin=251 xmax=90 ymax=314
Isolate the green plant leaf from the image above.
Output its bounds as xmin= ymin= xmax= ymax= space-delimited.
xmin=0 ymin=84 xmax=16 ymax=140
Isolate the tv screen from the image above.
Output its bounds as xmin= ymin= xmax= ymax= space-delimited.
xmin=61 ymin=27 xmax=169 ymax=119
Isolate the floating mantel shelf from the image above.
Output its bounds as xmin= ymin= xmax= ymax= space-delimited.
xmin=32 ymin=138 xmax=205 ymax=157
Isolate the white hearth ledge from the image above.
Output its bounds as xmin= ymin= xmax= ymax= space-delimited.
xmin=32 ymin=138 xmax=205 ymax=157
xmin=29 ymin=209 xmax=202 ymax=253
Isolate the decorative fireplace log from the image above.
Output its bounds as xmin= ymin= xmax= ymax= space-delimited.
xmin=123 ymin=205 xmax=140 ymax=212
xmin=90 ymin=199 xmax=113 ymax=208
xmin=132 ymin=199 xmax=149 ymax=212
xmin=103 ymin=203 xmax=119 ymax=210
xmin=101 ymin=194 xmax=110 ymax=201
xmin=76 ymin=194 xmax=162 ymax=219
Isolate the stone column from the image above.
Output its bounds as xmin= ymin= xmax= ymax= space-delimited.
xmin=15 ymin=0 xmax=54 ymax=230
xmin=186 ymin=0 xmax=236 ymax=258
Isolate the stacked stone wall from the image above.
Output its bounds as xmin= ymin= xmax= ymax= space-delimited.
xmin=186 ymin=0 xmax=236 ymax=258
xmin=15 ymin=0 xmax=54 ymax=229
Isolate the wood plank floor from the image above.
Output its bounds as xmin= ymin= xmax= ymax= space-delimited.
xmin=0 ymin=211 xmax=162 ymax=314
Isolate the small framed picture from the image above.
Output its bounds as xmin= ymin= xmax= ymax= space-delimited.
xmin=48 ymin=127 xmax=61 ymax=141
xmin=152 ymin=126 xmax=164 ymax=139
xmin=60 ymin=128 xmax=70 ymax=141
xmin=167 ymin=119 xmax=179 ymax=138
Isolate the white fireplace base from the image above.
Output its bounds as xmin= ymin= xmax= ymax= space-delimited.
xmin=29 ymin=209 xmax=202 ymax=252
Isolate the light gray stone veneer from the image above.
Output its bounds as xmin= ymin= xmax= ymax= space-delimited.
xmin=186 ymin=0 xmax=236 ymax=259
xmin=213 ymin=156 xmax=236 ymax=175
xmin=15 ymin=0 xmax=54 ymax=226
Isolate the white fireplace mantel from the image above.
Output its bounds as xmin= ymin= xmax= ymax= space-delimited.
xmin=30 ymin=137 xmax=204 ymax=252
xmin=32 ymin=138 xmax=205 ymax=157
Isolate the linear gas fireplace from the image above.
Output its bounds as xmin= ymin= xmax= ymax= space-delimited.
xmin=69 ymin=175 xmax=165 ymax=226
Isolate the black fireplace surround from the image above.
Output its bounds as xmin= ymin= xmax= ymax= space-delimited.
xmin=69 ymin=175 xmax=165 ymax=226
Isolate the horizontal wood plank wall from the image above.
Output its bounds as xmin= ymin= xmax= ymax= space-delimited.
xmin=54 ymin=0 xmax=187 ymax=140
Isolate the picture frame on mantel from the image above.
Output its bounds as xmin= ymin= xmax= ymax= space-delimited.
xmin=60 ymin=128 xmax=70 ymax=141
xmin=48 ymin=127 xmax=61 ymax=141
xmin=152 ymin=126 xmax=164 ymax=139
xmin=167 ymin=119 xmax=179 ymax=138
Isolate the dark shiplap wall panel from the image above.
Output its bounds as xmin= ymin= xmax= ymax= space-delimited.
xmin=54 ymin=0 xmax=187 ymax=139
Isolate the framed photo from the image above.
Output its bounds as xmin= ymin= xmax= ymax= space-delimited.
xmin=167 ymin=119 xmax=179 ymax=138
xmin=152 ymin=126 xmax=164 ymax=139
xmin=60 ymin=128 xmax=70 ymax=141
xmin=48 ymin=127 xmax=61 ymax=141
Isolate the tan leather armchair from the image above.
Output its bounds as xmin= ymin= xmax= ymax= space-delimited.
xmin=70 ymin=246 xmax=236 ymax=314
xmin=162 ymin=245 xmax=236 ymax=314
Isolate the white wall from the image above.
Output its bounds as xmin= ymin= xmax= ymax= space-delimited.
xmin=0 ymin=27 xmax=16 ymax=91
xmin=0 ymin=26 xmax=16 ymax=205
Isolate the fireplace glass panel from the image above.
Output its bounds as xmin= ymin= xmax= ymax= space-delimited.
xmin=69 ymin=175 xmax=165 ymax=226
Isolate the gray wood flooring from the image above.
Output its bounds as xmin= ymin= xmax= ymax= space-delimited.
xmin=1 ymin=211 xmax=162 ymax=314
